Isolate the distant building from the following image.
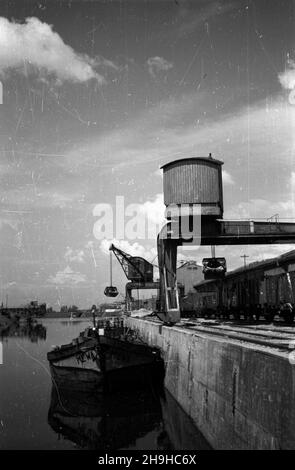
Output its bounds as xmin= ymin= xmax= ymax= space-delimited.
xmin=177 ymin=261 xmax=204 ymax=315
xmin=177 ymin=261 xmax=204 ymax=296
xmin=99 ymin=302 xmax=124 ymax=318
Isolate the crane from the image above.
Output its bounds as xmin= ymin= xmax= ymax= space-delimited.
xmin=104 ymin=244 xmax=159 ymax=311
xmin=109 ymin=243 xmax=154 ymax=283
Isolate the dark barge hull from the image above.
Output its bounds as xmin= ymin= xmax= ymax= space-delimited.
xmin=98 ymin=335 xmax=164 ymax=390
xmin=47 ymin=337 xmax=98 ymax=362
xmin=50 ymin=364 xmax=103 ymax=391
xmin=48 ymin=332 xmax=164 ymax=392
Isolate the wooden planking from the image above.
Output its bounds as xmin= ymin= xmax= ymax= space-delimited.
xmin=163 ymin=160 xmax=223 ymax=208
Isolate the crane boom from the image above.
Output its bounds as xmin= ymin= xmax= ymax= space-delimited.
xmin=109 ymin=244 xmax=154 ymax=283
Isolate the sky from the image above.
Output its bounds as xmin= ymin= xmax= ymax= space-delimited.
xmin=0 ymin=0 xmax=295 ymax=309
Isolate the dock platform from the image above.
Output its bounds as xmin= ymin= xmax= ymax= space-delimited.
xmin=126 ymin=316 xmax=295 ymax=449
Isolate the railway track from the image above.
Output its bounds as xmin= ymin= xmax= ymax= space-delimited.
xmin=178 ymin=319 xmax=295 ymax=352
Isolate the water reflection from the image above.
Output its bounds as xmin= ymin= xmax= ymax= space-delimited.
xmin=0 ymin=319 xmax=210 ymax=450
xmin=47 ymin=374 xmax=211 ymax=450
xmin=48 ymin=383 xmax=164 ymax=450
xmin=0 ymin=321 xmax=47 ymax=342
xmin=59 ymin=320 xmax=88 ymax=326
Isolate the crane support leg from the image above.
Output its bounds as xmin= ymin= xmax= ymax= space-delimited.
xmin=157 ymin=234 xmax=180 ymax=324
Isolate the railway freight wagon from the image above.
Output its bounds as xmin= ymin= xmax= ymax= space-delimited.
xmin=194 ymin=280 xmax=219 ymax=316
xmin=194 ymin=250 xmax=295 ymax=322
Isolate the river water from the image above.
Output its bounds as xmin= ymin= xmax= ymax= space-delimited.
xmin=0 ymin=319 xmax=210 ymax=450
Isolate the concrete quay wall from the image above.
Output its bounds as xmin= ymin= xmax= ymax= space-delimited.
xmin=126 ymin=317 xmax=295 ymax=449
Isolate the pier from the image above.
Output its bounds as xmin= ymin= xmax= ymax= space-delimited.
xmin=126 ymin=316 xmax=295 ymax=450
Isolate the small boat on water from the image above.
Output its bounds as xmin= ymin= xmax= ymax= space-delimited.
xmin=47 ymin=324 xmax=164 ymax=392
xmin=49 ymin=347 xmax=103 ymax=391
xmin=47 ymin=328 xmax=98 ymax=362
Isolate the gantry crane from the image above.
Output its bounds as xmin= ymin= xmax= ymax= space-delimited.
xmin=157 ymin=156 xmax=295 ymax=325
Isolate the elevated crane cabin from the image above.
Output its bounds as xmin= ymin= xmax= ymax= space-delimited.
xmin=109 ymin=243 xmax=154 ymax=283
xmin=157 ymin=155 xmax=295 ymax=325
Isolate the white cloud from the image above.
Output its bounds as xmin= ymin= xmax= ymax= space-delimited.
xmin=65 ymin=247 xmax=85 ymax=263
xmin=0 ymin=17 xmax=108 ymax=84
xmin=222 ymin=170 xmax=234 ymax=185
xmin=146 ymin=56 xmax=173 ymax=78
xmin=2 ymin=281 xmax=17 ymax=289
xmin=138 ymin=193 xmax=165 ymax=228
xmin=154 ymin=168 xmax=163 ymax=178
xmin=278 ymin=59 xmax=295 ymax=90
xmin=100 ymin=239 xmax=157 ymax=263
xmin=48 ymin=266 xmax=86 ymax=285
xmin=100 ymin=239 xmax=111 ymax=255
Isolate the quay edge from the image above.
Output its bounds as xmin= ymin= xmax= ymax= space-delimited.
xmin=125 ymin=316 xmax=295 ymax=450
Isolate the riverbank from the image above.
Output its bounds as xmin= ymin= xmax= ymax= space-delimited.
xmin=0 ymin=312 xmax=91 ymax=330
xmin=43 ymin=311 xmax=92 ymax=319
